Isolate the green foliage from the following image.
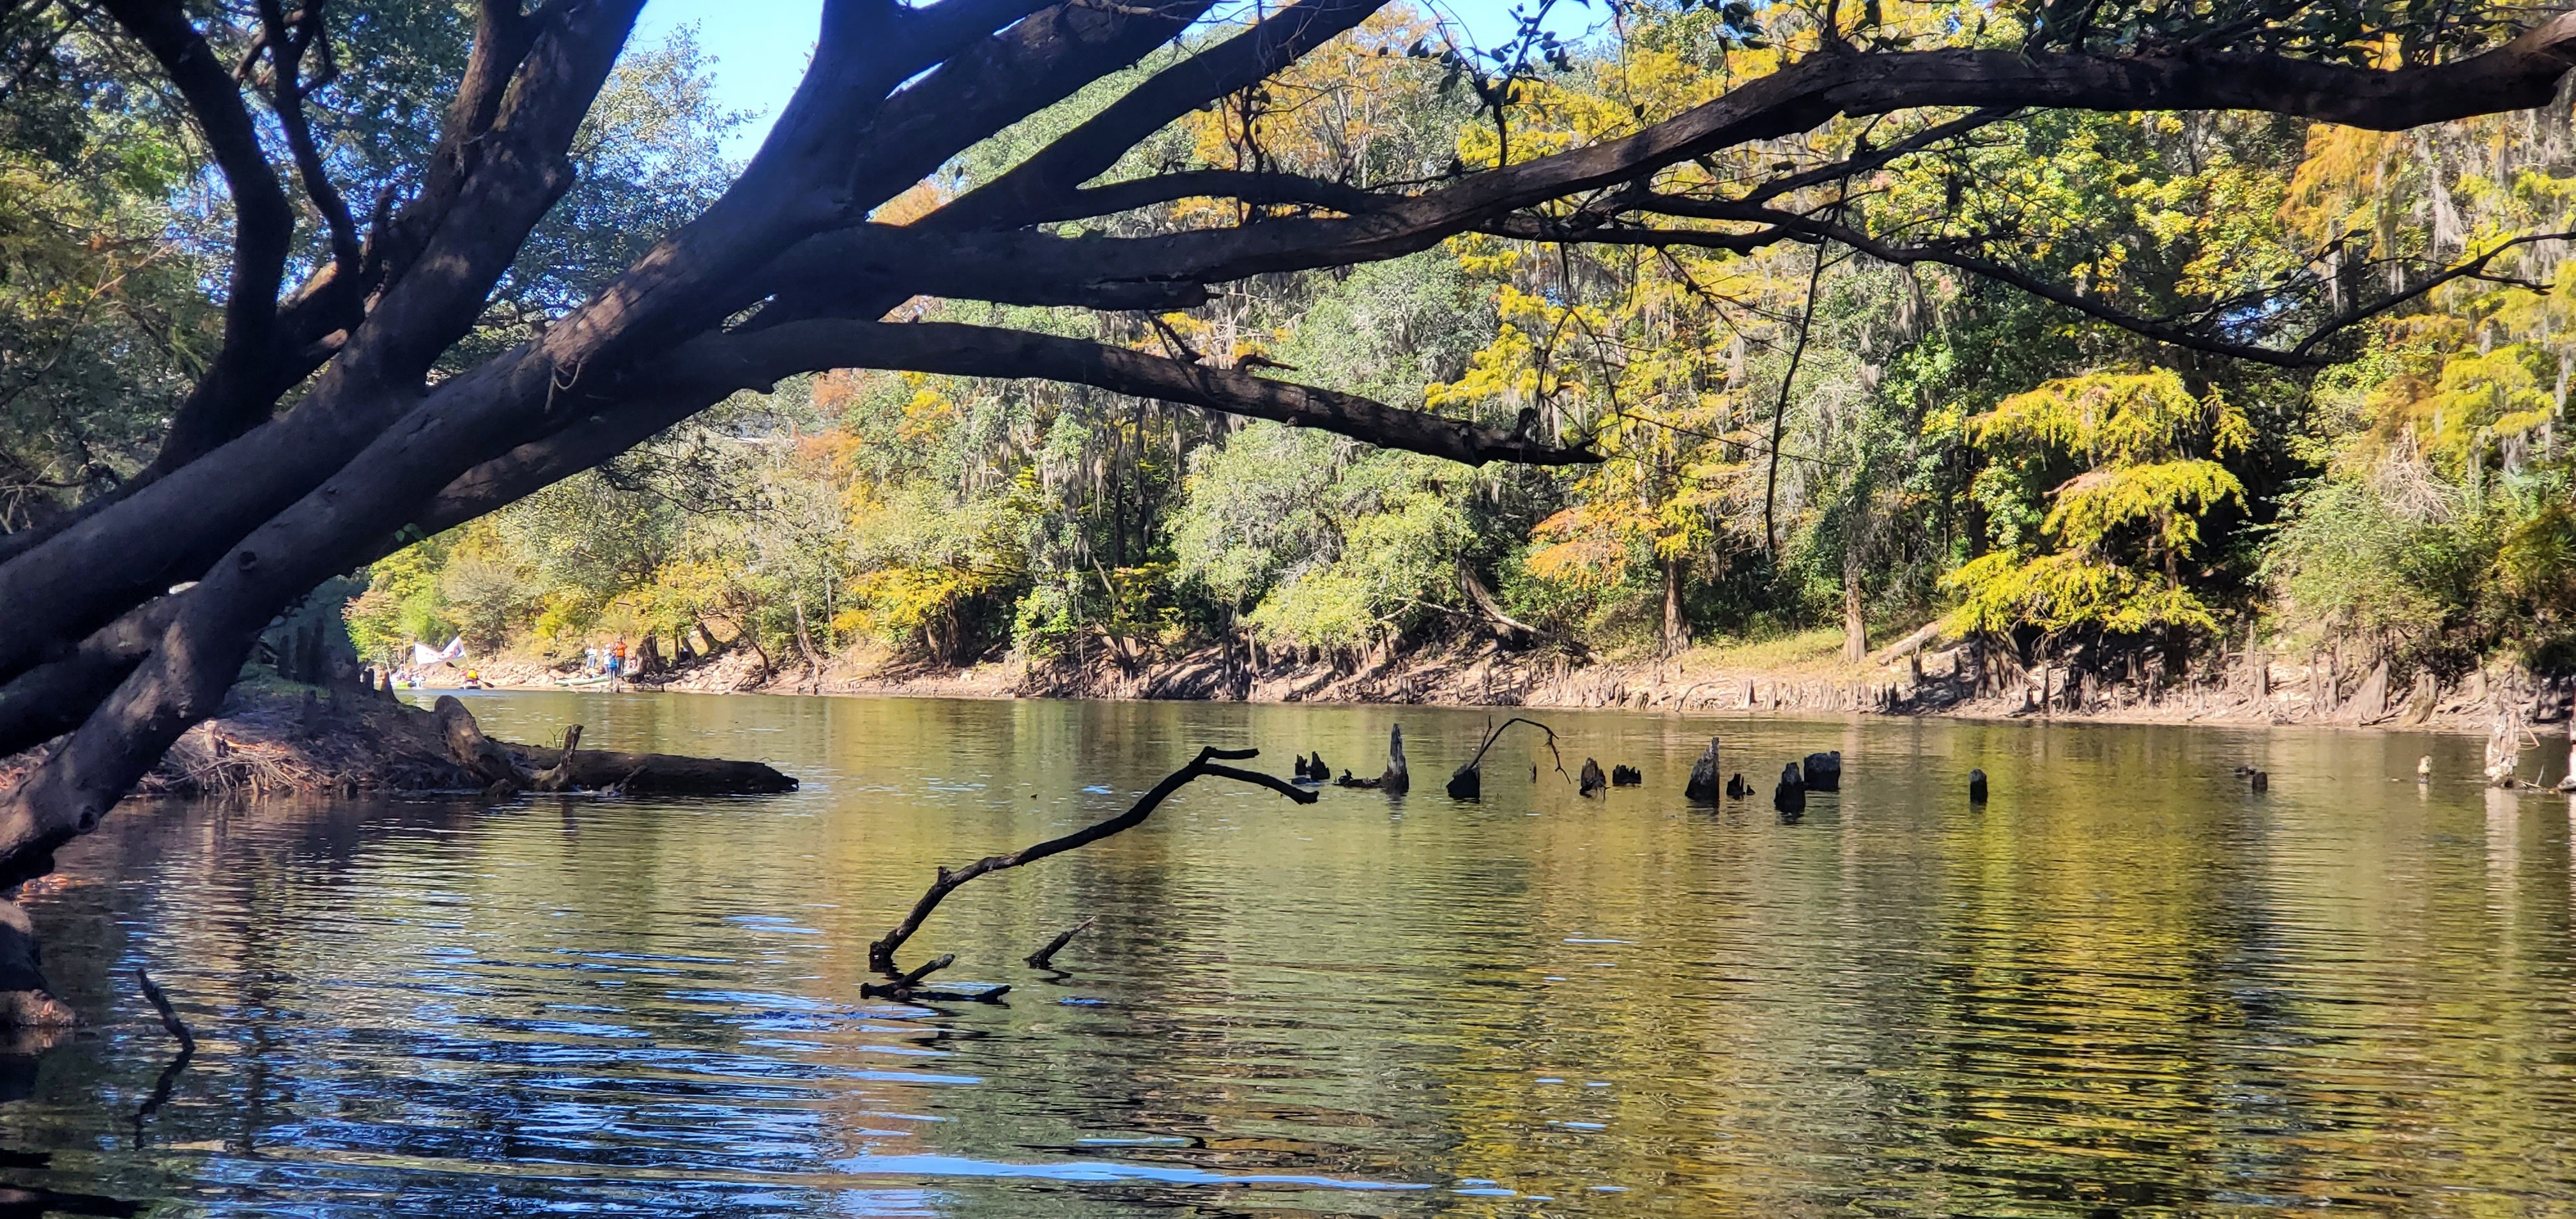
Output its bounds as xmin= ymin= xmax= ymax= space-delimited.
xmin=1943 ymin=371 xmax=2250 ymax=634
xmin=1172 ymin=425 xmax=1472 ymax=647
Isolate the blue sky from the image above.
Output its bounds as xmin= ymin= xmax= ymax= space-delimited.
xmin=634 ymin=0 xmax=1599 ymax=160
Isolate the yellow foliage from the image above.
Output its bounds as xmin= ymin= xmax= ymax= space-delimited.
xmin=1945 ymin=370 xmax=2248 ymax=636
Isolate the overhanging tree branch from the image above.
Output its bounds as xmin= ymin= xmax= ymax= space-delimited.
xmin=100 ymin=0 xmax=295 ymax=475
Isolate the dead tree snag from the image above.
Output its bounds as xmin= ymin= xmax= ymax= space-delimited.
xmin=868 ymin=746 xmax=1312 ymax=976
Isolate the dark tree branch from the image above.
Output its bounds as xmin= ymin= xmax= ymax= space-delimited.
xmin=1024 ymin=916 xmax=1096 ymax=969
xmin=1477 ymin=214 xmax=1794 ymax=252
xmin=1625 ymin=200 xmax=2576 ymax=367
xmin=866 ymin=746 xmax=1313 ymax=974
xmin=1734 ymin=105 xmax=2018 ymax=204
xmin=0 ymin=597 xmax=180 ymax=759
xmin=255 ymin=0 xmax=364 ymax=297
xmin=754 ymin=13 xmax=2576 ymax=326
xmin=100 ymin=0 xmax=295 ymax=476
xmin=935 ymin=0 xmax=1388 ymax=229
xmin=0 ymin=0 xmax=645 ymax=693
xmin=755 ymin=320 xmax=1604 ymax=466
xmin=1014 ymin=169 xmax=1392 ymax=224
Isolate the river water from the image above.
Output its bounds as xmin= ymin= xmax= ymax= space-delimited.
xmin=1 ymin=693 xmax=2571 ymax=1215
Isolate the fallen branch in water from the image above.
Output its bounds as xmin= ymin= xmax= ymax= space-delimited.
xmin=134 ymin=969 xmax=193 ymax=1055
xmin=1025 ymin=917 xmax=1097 ymax=970
xmin=131 ymin=968 xmax=194 ymax=1149
xmin=868 ymin=747 xmax=1314 ymax=976
xmin=859 ymin=953 xmax=997 ymax=1002
xmin=1445 ymin=717 xmax=1568 ymax=800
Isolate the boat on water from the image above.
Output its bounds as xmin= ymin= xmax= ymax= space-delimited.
xmin=555 ymin=673 xmax=616 ymax=689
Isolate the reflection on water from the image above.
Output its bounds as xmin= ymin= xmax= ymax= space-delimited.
xmin=3 ymin=693 xmax=2573 ymax=1215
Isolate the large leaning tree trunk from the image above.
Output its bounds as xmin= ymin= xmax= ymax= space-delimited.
xmin=0 ymin=1 xmax=2572 ymax=903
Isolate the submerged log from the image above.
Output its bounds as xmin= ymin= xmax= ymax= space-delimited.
xmin=507 ymin=741 xmax=796 ymax=795
xmin=1685 ymin=737 xmax=1722 ymax=803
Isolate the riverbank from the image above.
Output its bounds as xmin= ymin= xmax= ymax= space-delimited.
xmin=458 ymin=629 xmax=2557 ymax=737
xmin=0 ymin=677 xmax=797 ymax=799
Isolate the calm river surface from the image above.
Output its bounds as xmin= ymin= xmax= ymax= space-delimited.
xmin=2 ymin=693 xmax=2572 ymax=1215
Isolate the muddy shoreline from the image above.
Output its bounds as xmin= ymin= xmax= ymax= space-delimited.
xmin=461 ymin=637 xmax=2550 ymax=739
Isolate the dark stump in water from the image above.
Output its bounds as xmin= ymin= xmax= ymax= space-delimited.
xmin=1610 ymin=764 xmax=1641 ymax=786
xmin=1685 ymin=737 xmax=1722 ymax=802
xmin=1774 ymin=763 xmax=1807 ymax=818
xmin=1802 ymin=751 xmax=1842 ymax=792
xmin=1335 ymin=724 xmax=1409 ymax=794
xmin=1726 ymin=772 xmax=1751 ymax=799
xmin=1968 ymin=768 xmax=1989 ymax=803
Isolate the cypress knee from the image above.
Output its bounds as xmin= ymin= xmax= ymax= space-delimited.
xmin=1774 ymin=763 xmax=1806 ymax=817
xmin=1685 ymin=737 xmax=1722 ymax=802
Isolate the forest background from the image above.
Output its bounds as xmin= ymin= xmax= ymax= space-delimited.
xmin=11 ymin=1 xmax=2576 ymax=693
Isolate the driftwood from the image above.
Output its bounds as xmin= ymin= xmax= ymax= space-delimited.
xmin=1444 ymin=716 xmax=1567 ymax=800
xmin=432 ymin=696 xmax=793 ymax=795
xmin=433 ymin=696 xmax=528 ymax=790
xmin=1025 ymin=917 xmax=1097 ymax=969
xmin=530 ymin=726 xmax=583 ymax=792
xmin=505 ymin=741 xmax=796 ymax=794
xmin=1336 ymin=724 xmax=1409 ymax=793
xmin=1871 ymin=620 xmax=1944 ymax=666
xmin=1459 ymin=563 xmax=1592 ymax=659
xmin=869 ymin=746 xmax=1314 ymax=976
